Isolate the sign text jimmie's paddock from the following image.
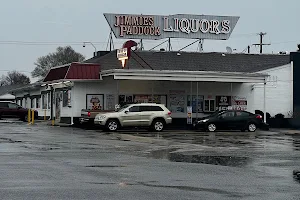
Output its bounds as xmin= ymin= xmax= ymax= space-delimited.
xmin=104 ymin=13 xmax=240 ymax=40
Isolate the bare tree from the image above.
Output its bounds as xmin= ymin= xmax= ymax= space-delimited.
xmin=1 ymin=71 xmax=30 ymax=86
xmin=31 ymin=46 xmax=85 ymax=78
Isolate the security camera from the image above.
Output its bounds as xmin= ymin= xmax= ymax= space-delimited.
xmin=83 ymin=44 xmax=86 ymax=48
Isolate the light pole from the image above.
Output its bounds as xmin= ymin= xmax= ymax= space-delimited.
xmin=83 ymin=42 xmax=97 ymax=57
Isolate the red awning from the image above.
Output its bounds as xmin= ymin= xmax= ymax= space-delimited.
xmin=43 ymin=63 xmax=100 ymax=82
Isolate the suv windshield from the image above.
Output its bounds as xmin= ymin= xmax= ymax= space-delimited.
xmin=117 ymin=104 xmax=131 ymax=112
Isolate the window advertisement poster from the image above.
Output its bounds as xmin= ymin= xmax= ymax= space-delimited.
xmin=133 ymin=95 xmax=167 ymax=105
xmin=86 ymin=94 xmax=104 ymax=110
xmin=187 ymin=95 xmax=204 ymax=113
xmin=231 ymin=96 xmax=247 ymax=110
xmin=169 ymin=90 xmax=185 ymax=113
xmin=187 ymin=106 xmax=192 ymax=124
xmin=134 ymin=95 xmax=149 ymax=103
xmin=106 ymin=94 xmax=115 ymax=110
xmin=216 ymin=96 xmax=232 ymax=111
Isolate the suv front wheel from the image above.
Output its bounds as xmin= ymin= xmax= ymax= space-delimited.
xmin=105 ymin=119 xmax=119 ymax=132
xmin=152 ymin=119 xmax=165 ymax=132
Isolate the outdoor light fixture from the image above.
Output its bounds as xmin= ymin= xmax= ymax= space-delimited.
xmin=83 ymin=41 xmax=97 ymax=56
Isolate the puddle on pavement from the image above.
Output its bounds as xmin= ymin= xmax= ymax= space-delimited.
xmin=148 ymin=148 xmax=249 ymax=167
xmin=148 ymin=148 xmax=179 ymax=159
xmin=169 ymin=153 xmax=249 ymax=167
xmin=292 ymin=140 xmax=300 ymax=151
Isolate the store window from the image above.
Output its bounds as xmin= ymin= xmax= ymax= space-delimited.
xmin=119 ymin=95 xmax=133 ymax=107
xmin=204 ymin=99 xmax=215 ymax=112
xmin=25 ymin=98 xmax=28 ymax=108
xmin=31 ymin=98 xmax=35 ymax=109
xmin=187 ymin=95 xmax=203 ymax=113
xmin=169 ymin=90 xmax=185 ymax=113
xmin=36 ymin=96 xmax=41 ymax=108
xmin=216 ymin=96 xmax=232 ymax=111
xmin=42 ymin=94 xmax=47 ymax=109
xmin=62 ymin=90 xmax=69 ymax=107
xmin=47 ymin=93 xmax=51 ymax=109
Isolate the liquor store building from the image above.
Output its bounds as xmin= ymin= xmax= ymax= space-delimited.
xmin=10 ymin=50 xmax=291 ymax=126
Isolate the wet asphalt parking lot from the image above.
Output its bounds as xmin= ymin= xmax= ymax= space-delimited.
xmin=0 ymin=121 xmax=300 ymax=199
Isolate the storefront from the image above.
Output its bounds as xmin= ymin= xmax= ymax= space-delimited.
xmin=9 ymin=48 xmax=291 ymax=126
xmin=8 ymin=12 xmax=294 ymax=126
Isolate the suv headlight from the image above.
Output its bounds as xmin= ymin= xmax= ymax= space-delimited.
xmin=96 ymin=115 xmax=106 ymax=120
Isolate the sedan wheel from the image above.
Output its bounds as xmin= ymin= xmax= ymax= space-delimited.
xmin=24 ymin=115 xmax=28 ymax=122
xmin=207 ymin=123 xmax=217 ymax=132
xmin=248 ymin=123 xmax=257 ymax=132
xmin=106 ymin=120 xmax=119 ymax=131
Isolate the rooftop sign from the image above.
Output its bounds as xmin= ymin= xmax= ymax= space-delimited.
xmin=104 ymin=13 xmax=240 ymax=40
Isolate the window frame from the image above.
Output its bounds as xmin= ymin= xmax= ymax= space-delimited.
xmin=204 ymin=99 xmax=215 ymax=112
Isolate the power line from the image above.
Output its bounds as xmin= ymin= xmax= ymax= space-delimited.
xmin=252 ymin=32 xmax=271 ymax=54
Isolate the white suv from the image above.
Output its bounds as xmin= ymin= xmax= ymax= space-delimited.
xmin=94 ymin=103 xmax=172 ymax=132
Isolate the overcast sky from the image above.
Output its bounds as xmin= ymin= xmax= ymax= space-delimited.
xmin=0 ymin=0 xmax=298 ymax=82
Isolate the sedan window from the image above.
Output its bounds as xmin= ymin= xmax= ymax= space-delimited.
xmin=8 ymin=103 xmax=18 ymax=109
xmin=236 ymin=111 xmax=250 ymax=117
xmin=0 ymin=102 xmax=8 ymax=108
xmin=220 ymin=111 xmax=235 ymax=118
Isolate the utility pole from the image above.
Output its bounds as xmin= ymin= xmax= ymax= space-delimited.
xmin=106 ymin=30 xmax=114 ymax=52
xmin=197 ymin=39 xmax=204 ymax=52
xmin=167 ymin=38 xmax=172 ymax=51
xmin=252 ymin=32 xmax=271 ymax=54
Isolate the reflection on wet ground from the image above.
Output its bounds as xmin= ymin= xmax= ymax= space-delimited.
xmin=293 ymin=170 xmax=300 ymax=183
xmin=140 ymin=130 xmax=300 ymax=181
xmin=148 ymin=148 xmax=249 ymax=167
xmin=169 ymin=154 xmax=249 ymax=167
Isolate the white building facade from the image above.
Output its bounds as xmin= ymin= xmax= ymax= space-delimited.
xmin=10 ymin=51 xmax=291 ymax=126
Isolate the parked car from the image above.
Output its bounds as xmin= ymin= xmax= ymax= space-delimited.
xmin=94 ymin=103 xmax=172 ymax=132
xmin=193 ymin=110 xmax=268 ymax=132
xmin=79 ymin=109 xmax=114 ymax=125
xmin=0 ymin=101 xmax=38 ymax=122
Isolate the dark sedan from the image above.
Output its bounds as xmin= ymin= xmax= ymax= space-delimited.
xmin=0 ymin=101 xmax=38 ymax=122
xmin=193 ymin=110 xmax=269 ymax=132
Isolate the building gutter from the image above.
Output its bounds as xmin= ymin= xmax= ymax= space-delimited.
xmin=101 ymin=69 xmax=269 ymax=83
